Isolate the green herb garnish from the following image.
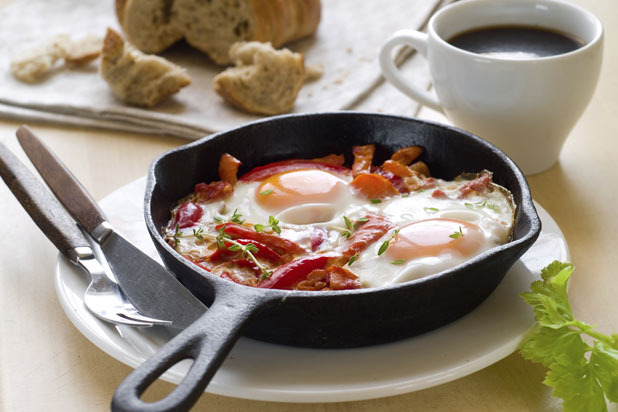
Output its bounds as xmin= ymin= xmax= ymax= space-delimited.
xmin=424 ymin=207 xmax=439 ymax=213
xmin=370 ymin=198 xmax=382 ymax=204
xmin=260 ymin=189 xmax=274 ymax=196
xmin=230 ymin=208 xmax=244 ymax=224
xmin=378 ymin=229 xmax=399 ymax=256
xmin=449 ymin=226 xmax=464 ymax=239
xmin=343 ymin=216 xmax=354 ymax=230
xmin=520 ymin=261 xmax=618 ymax=412
xmin=254 ymin=216 xmax=281 ymax=234
xmin=172 ymin=224 xmax=181 ymax=246
xmin=390 ymin=259 xmax=406 ymax=265
xmin=193 ymin=227 xmax=205 ymax=242
xmin=347 ymin=254 xmax=358 ymax=266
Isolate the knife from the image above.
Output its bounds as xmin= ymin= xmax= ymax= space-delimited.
xmin=16 ymin=126 xmax=206 ymax=332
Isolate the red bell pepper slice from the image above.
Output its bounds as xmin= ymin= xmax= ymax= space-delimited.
xmin=239 ymin=159 xmax=351 ymax=182
xmin=209 ymin=238 xmax=283 ymax=263
xmin=216 ymin=223 xmax=305 ymax=255
xmin=258 ymin=255 xmax=331 ymax=289
xmin=173 ymin=201 xmax=203 ymax=229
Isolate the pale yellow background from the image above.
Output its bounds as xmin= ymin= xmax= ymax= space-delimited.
xmin=1 ymin=0 xmax=618 ymax=411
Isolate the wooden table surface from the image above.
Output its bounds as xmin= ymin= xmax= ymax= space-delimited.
xmin=1 ymin=0 xmax=617 ymax=410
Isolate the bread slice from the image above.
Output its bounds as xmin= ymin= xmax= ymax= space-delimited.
xmin=100 ymin=28 xmax=191 ymax=107
xmin=213 ymin=41 xmax=304 ymax=115
xmin=115 ymin=0 xmax=321 ymax=65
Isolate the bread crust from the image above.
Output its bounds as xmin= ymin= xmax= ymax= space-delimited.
xmin=250 ymin=0 xmax=321 ymax=48
xmin=114 ymin=0 xmax=321 ymax=65
xmin=100 ymin=28 xmax=191 ymax=107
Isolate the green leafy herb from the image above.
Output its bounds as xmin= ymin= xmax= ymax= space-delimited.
xmin=370 ymin=198 xmax=382 ymax=204
xmin=348 ymin=254 xmax=358 ymax=266
xmin=520 ymin=261 xmax=618 ymax=412
xmin=216 ymin=226 xmax=231 ymax=249
xmin=193 ymin=227 xmax=205 ymax=242
xmin=260 ymin=189 xmax=274 ymax=196
xmin=230 ymin=208 xmax=244 ymax=224
xmin=341 ymin=230 xmax=351 ymax=239
xmin=268 ymin=216 xmax=281 ymax=234
xmin=466 ymin=201 xmax=500 ymax=213
xmin=343 ymin=216 xmax=354 ymax=230
xmin=424 ymin=207 xmax=439 ymax=213
xmin=356 ymin=217 xmax=369 ymax=224
xmin=260 ymin=270 xmax=273 ymax=281
xmin=449 ymin=226 xmax=464 ymax=239
xmin=173 ymin=224 xmax=181 ymax=246
xmin=417 ymin=188 xmax=425 ymax=193
xmin=378 ymin=229 xmax=399 ymax=256
xmin=390 ymin=259 xmax=407 ymax=265
xmin=402 ymin=193 xmax=410 ymax=198
xmin=253 ymin=216 xmax=281 ymax=235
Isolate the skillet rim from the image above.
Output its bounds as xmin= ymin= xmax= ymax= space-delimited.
xmin=144 ymin=111 xmax=541 ymax=300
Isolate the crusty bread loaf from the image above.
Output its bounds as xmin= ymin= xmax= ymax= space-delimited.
xmin=213 ymin=41 xmax=304 ymax=115
xmin=100 ymin=28 xmax=191 ymax=107
xmin=115 ymin=0 xmax=321 ymax=65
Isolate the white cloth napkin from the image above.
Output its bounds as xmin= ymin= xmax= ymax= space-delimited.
xmin=0 ymin=0 xmax=447 ymax=139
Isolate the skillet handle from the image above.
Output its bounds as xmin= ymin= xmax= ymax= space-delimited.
xmin=111 ymin=289 xmax=265 ymax=412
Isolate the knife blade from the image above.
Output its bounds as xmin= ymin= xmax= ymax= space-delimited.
xmin=16 ymin=126 xmax=206 ymax=331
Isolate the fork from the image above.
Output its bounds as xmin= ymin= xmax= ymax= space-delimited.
xmin=0 ymin=141 xmax=169 ymax=327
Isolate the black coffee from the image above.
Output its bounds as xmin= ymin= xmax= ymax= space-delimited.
xmin=448 ymin=25 xmax=584 ymax=59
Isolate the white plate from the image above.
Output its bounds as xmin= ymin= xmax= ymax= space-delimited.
xmin=55 ymin=177 xmax=569 ymax=403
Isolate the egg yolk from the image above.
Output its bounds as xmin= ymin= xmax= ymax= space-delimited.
xmin=256 ymin=169 xmax=347 ymax=212
xmin=386 ymin=218 xmax=484 ymax=260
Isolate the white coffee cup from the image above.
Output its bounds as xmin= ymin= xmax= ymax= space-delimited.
xmin=379 ymin=0 xmax=603 ymax=175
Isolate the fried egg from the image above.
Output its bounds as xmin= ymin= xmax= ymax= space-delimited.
xmin=350 ymin=183 xmax=514 ymax=287
xmin=181 ymin=170 xmax=515 ymax=288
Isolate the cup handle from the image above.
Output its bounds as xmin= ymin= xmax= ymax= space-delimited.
xmin=379 ymin=29 xmax=444 ymax=113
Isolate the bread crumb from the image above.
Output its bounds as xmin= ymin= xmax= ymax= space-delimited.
xmin=65 ymin=35 xmax=103 ymax=67
xmin=304 ymin=63 xmax=324 ymax=82
xmin=10 ymin=35 xmax=70 ymax=83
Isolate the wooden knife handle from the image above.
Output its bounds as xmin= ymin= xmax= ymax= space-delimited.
xmin=0 ymin=141 xmax=90 ymax=263
xmin=16 ymin=125 xmax=107 ymax=236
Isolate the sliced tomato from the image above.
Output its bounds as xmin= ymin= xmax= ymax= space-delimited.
xmin=173 ymin=201 xmax=203 ymax=229
xmin=239 ymin=159 xmax=350 ymax=182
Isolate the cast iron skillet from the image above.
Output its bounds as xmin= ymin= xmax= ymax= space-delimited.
xmin=112 ymin=112 xmax=541 ymax=412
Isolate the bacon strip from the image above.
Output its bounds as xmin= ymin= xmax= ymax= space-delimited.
xmin=218 ymin=153 xmax=242 ymax=185
xmin=350 ymin=172 xmax=399 ymax=199
xmin=391 ymin=146 xmax=423 ymax=165
xmin=352 ymin=144 xmax=375 ymax=177
xmin=342 ymin=215 xmax=395 ymax=257
xmin=194 ymin=181 xmax=233 ymax=203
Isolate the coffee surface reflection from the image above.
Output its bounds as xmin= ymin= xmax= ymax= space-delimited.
xmin=448 ymin=26 xmax=584 ymax=59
